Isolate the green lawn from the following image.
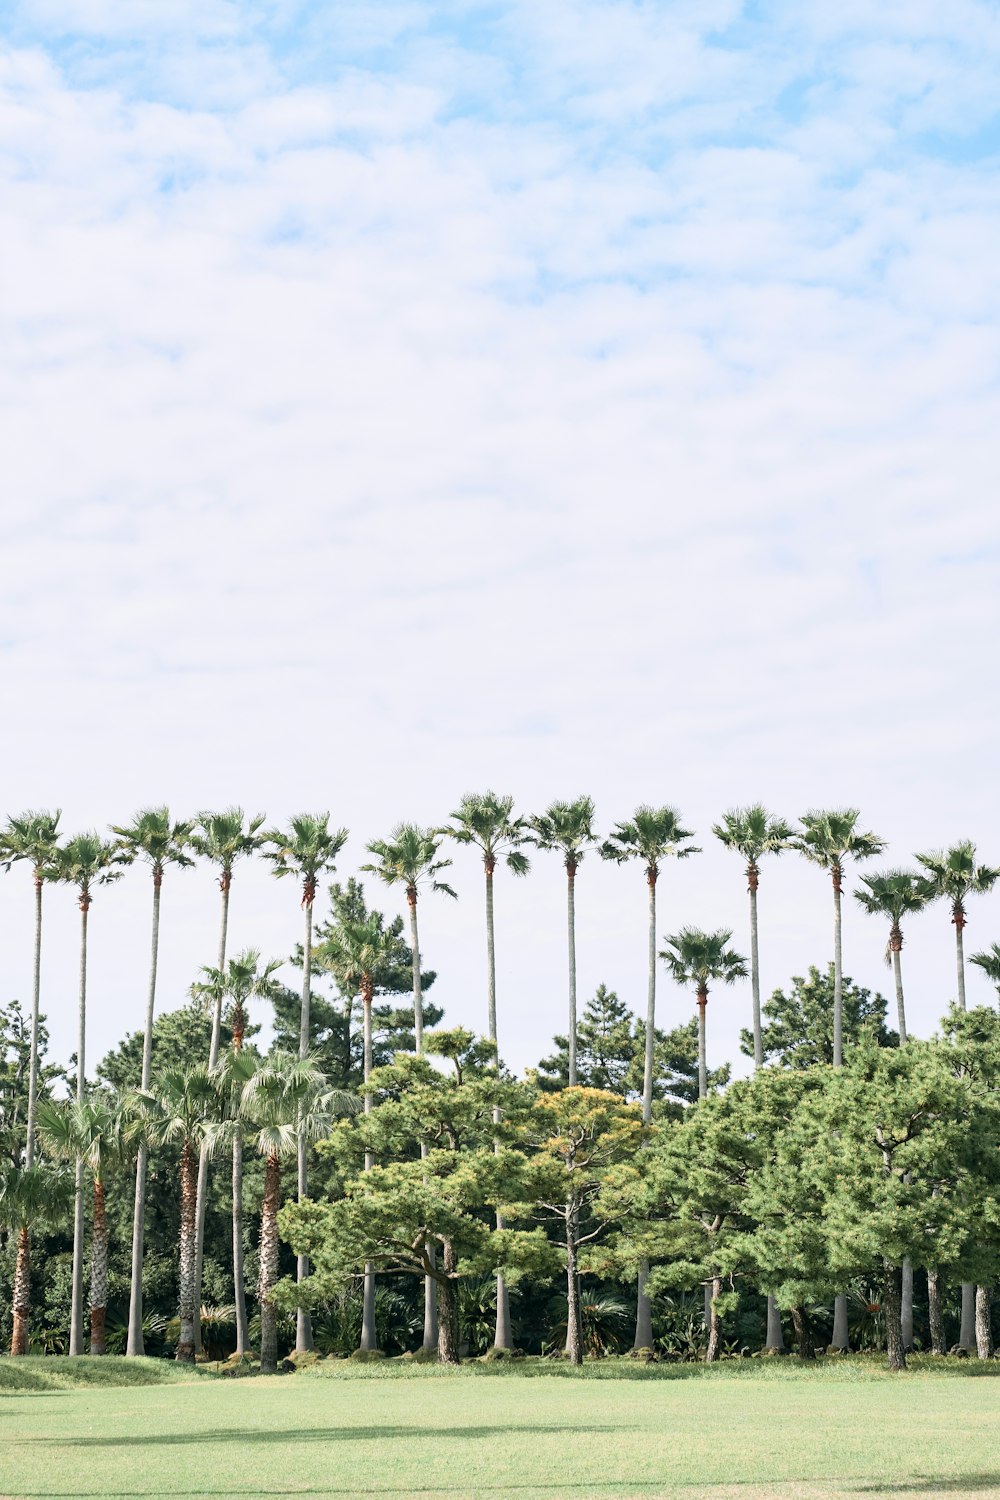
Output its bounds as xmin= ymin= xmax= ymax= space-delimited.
xmin=3 ymin=1357 xmax=1000 ymax=1500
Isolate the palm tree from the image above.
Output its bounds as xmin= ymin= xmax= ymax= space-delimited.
xmin=263 ymin=813 xmax=348 ymax=1352
xmin=854 ymin=868 xmax=930 ymax=1352
xmin=37 ymin=1096 xmax=130 ymax=1355
xmin=528 ymin=798 xmax=597 ymax=1087
xmin=111 ymin=807 xmax=194 ymax=1357
xmin=916 ymin=841 xmax=1000 ymax=1011
xmin=442 ymin=791 xmax=531 ymax=1353
xmin=192 ymin=949 xmax=283 ymax=1357
xmin=238 ymin=1053 xmax=352 ymax=1374
xmin=0 ymin=1162 xmax=71 ymax=1355
xmin=660 ymin=927 xmax=748 ymax=1101
xmin=51 ymin=833 xmax=124 ymax=1354
xmin=917 ymin=839 xmax=1000 ymax=1352
xmin=971 ymin=944 xmax=1000 ymax=999
xmin=601 ymin=805 xmax=698 ymax=1352
xmin=362 ymin=823 xmax=456 ymax=1350
xmin=0 ymin=811 xmax=62 ymax=1170
xmin=130 ymin=1066 xmax=222 ymax=1363
xmin=189 ymin=809 xmax=266 ymax=1353
xmin=794 ymin=808 xmax=884 ymax=1353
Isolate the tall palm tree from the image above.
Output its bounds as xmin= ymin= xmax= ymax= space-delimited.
xmin=916 ymin=841 xmax=1000 ymax=1011
xmin=443 ymin=790 xmax=531 ymax=1353
xmin=794 ymin=807 xmax=884 ymax=1352
xmin=971 ymin=944 xmax=1000 ymax=999
xmin=659 ymin=927 xmax=748 ymax=1101
xmin=189 ymin=809 xmax=266 ymax=1355
xmin=238 ymin=1053 xmax=352 ymax=1374
xmin=854 ymin=867 xmax=930 ymax=1352
xmin=111 ymin=807 xmax=195 ymax=1357
xmin=1 ymin=810 xmax=62 ymax=1170
xmin=712 ymin=806 xmax=793 ymax=1067
xmin=601 ymin=804 xmax=698 ymax=1352
xmin=37 ymin=1096 xmax=130 ymax=1355
xmin=129 ymin=1066 xmax=222 ymax=1363
xmin=51 ymin=833 xmax=124 ymax=1354
xmin=263 ymin=813 xmax=348 ymax=1352
xmin=917 ymin=839 xmax=1000 ymax=1352
xmin=0 ymin=1162 xmax=70 ymax=1355
xmin=528 ymin=798 xmax=597 ymax=1088
xmin=362 ymin=823 xmax=456 ymax=1350
xmin=192 ymin=949 xmax=282 ymax=1356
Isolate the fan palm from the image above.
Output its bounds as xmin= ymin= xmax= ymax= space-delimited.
xmin=0 ymin=1162 xmax=71 ymax=1355
xmin=262 ymin=813 xmax=347 ymax=1352
xmin=601 ymin=804 xmax=698 ymax=1352
xmin=854 ymin=870 xmax=930 ymax=1045
xmin=0 ymin=810 xmax=62 ymax=1170
xmin=971 ymin=944 xmax=1000 ymax=1000
xmin=238 ymin=1053 xmax=353 ymax=1373
xmin=916 ymin=841 xmax=1000 ymax=1011
xmin=129 ymin=1066 xmax=223 ymax=1363
xmin=37 ymin=1096 xmax=130 ymax=1354
xmin=191 ymin=949 xmax=283 ymax=1356
xmin=189 ymin=809 xmax=266 ymax=1353
xmin=362 ymin=823 xmax=456 ymax=1350
xmin=443 ymin=790 xmax=530 ymax=1353
xmin=51 ymin=833 xmax=124 ymax=1354
xmin=794 ymin=808 xmax=884 ymax=1353
xmin=111 ymin=807 xmax=194 ymax=1357
xmin=528 ymin=798 xmax=597 ymax=1087
xmin=660 ymin=928 xmax=747 ymax=1101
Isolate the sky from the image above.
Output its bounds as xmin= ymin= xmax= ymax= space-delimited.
xmin=3 ymin=0 xmax=1000 ymax=1086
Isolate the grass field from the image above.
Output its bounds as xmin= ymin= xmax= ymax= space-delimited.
xmin=2 ymin=1357 xmax=1000 ymax=1500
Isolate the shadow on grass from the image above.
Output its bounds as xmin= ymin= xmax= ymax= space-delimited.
xmin=42 ymin=1423 xmax=623 ymax=1448
xmin=855 ymin=1479 xmax=1000 ymax=1494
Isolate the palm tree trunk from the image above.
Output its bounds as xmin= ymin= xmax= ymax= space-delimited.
xmin=258 ymin=1153 xmax=281 ymax=1373
xmin=633 ymin=869 xmax=657 ymax=1353
xmin=176 ymin=1140 xmax=197 ymax=1363
xmin=791 ymin=1304 xmax=814 ymax=1360
xmin=976 ymin=1285 xmax=992 ymax=1359
xmin=901 ymin=1259 xmax=914 ymax=1351
xmin=961 ymin=1281 xmax=977 ymax=1351
xmin=359 ymin=990 xmax=378 ymax=1353
xmin=955 ymin=914 xmax=967 ymax=1011
xmin=566 ymin=866 xmax=578 ymax=1087
xmin=194 ymin=879 xmax=231 ymax=1356
xmin=891 ymin=941 xmax=907 ymax=1044
xmin=232 ymin=1132 xmax=248 ymax=1357
xmin=25 ymin=876 xmax=44 ymax=1172
xmin=830 ymin=871 xmax=849 ymax=1352
xmin=127 ymin=874 xmax=161 ymax=1358
xmin=90 ymin=1177 xmax=108 ymax=1355
xmin=409 ymin=895 xmax=437 ymax=1351
xmin=69 ymin=897 xmax=89 ymax=1357
xmin=696 ymin=991 xmax=708 ymax=1101
xmin=705 ymin=1277 xmax=722 ymax=1363
xmin=295 ymin=896 xmax=314 ymax=1354
xmin=927 ymin=1268 xmax=947 ymax=1355
xmin=484 ymin=863 xmax=513 ymax=1353
xmin=11 ymin=1225 xmax=31 ymax=1356
xmin=955 ymin=914 xmax=976 ymax=1339
xmin=884 ymin=1261 xmax=906 ymax=1370
xmin=749 ymin=874 xmax=763 ymax=1067
xmin=437 ymin=1242 xmax=461 ymax=1365
xmin=765 ymin=1297 xmax=785 ymax=1353
xmin=565 ymin=1206 xmax=582 ymax=1366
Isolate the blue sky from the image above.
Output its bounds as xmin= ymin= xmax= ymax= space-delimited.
xmin=2 ymin=0 xmax=1000 ymax=1079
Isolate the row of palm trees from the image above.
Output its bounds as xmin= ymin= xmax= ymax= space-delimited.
xmin=3 ymin=798 xmax=998 ymax=1361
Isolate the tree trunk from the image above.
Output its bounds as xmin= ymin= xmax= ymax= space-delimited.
xmin=765 ymin=1296 xmax=785 ymax=1353
xmin=830 ymin=1294 xmax=850 ymax=1352
xmin=127 ymin=874 xmax=161 ymax=1358
xmin=883 ymin=1260 xmax=906 ymax=1371
xmin=791 ymin=1303 xmax=815 ymax=1361
xmin=25 ymin=876 xmax=43 ymax=1172
xmin=69 ymin=896 xmax=89 ymax=1357
xmin=832 ymin=874 xmax=843 ymax=1068
xmin=295 ymin=895 xmax=314 ymax=1354
xmin=11 ymin=1226 xmax=30 ymax=1356
xmin=955 ymin=909 xmax=967 ymax=1011
xmin=631 ymin=870 xmax=657 ymax=1353
xmin=194 ymin=878 xmax=231 ymax=1356
xmin=483 ymin=863 xmax=513 ymax=1353
xmin=232 ymin=1131 xmax=249 ymax=1356
xmin=901 ymin=1258 xmax=914 ymax=1351
xmin=90 ymin=1177 xmax=108 ymax=1355
xmin=437 ymin=1244 xmax=461 ymax=1365
xmin=359 ymin=988 xmax=378 ymax=1353
xmin=749 ymin=873 xmax=762 ymax=1067
xmin=696 ymin=992 xmax=708 ymax=1101
xmin=258 ymin=1153 xmax=281 ymax=1373
xmin=960 ymin=1282 xmax=977 ymax=1351
xmin=176 ymin=1140 xmax=198 ymax=1363
xmin=705 ymin=1277 xmax=722 ymax=1363
xmin=976 ymin=1285 xmax=992 ymax=1359
xmin=927 ymin=1267 xmax=947 ymax=1354
xmin=409 ymin=898 xmax=437 ymax=1351
xmin=566 ymin=866 xmax=578 ymax=1086
xmin=565 ymin=1205 xmax=582 ymax=1366
xmin=891 ymin=938 xmax=907 ymax=1044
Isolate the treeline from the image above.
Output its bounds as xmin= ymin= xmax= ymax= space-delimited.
xmin=1 ymin=799 xmax=999 ymax=1370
